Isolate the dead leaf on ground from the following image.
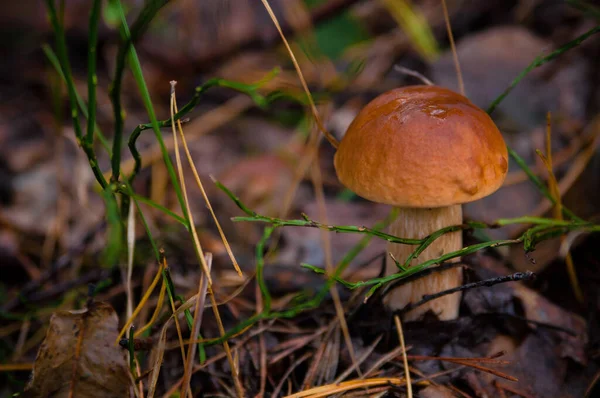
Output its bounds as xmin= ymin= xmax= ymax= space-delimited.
xmin=23 ymin=301 xmax=131 ymax=398
xmin=458 ymin=253 xmax=589 ymax=397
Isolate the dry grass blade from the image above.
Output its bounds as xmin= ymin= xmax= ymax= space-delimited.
xmin=394 ymin=315 xmax=412 ymax=398
xmin=269 ymin=327 xmax=328 ymax=365
xmin=176 ymin=109 xmax=242 ymax=277
xmin=166 ymin=271 xmax=188 ymax=371
xmin=0 ymin=363 xmax=34 ymax=371
xmin=285 ymin=377 xmax=405 ymax=398
xmin=259 ymin=0 xmax=339 ymax=149
xmin=135 ymin=278 xmax=166 ymax=338
xmin=161 ymin=322 xmax=277 ymax=397
xmin=363 ymin=346 xmax=405 ymax=378
xmin=255 ymin=280 xmax=267 ymax=397
xmin=171 ymin=82 xmax=243 ymax=396
xmin=128 ymin=365 xmax=142 ymax=398
xmin=537 ymin=112 xmax=583 ymax=302
xmin=133 ymin=359 xmax=144 ymax=398
xmin=509 ymin=118 xmax=600 ymax=233
xmin=448 ymin=360 xmax=517 ymax=382
xmin=126 ymin=199 xmax=135 ymax=319
xmin=441 ymin=0 xmax=464 ymax=95
xmin=407 ymin=352 xmax=510 ymax=365
xmin=68 ymin=314 xmax=85 ymax=398
xmin=181 ymin=253 xmax=212 ymax=398
xmin=334 ymin=335 xmax=382 ymax=383
xmin=147 ymin=296 xmax=181 ymax=398
xmin=268 ymin=130 xmax=321 ymax=259
xmin=302 ymin=323 xmax=333 ymax=389
xmin=117 ymin=259 xmax=165 ymax=343
xmin=168 ymin=80 xmax=212 ymax=285
xmin=408 ymin=354 xmax=517 ymax=382
xmin=272 ymin=352 xmax=313 ymax=398
xmin=310 ymin=148 xmax=362 ymax=377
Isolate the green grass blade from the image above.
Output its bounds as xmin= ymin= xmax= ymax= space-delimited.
xmin=45 ymin=0 xmax=108 ymax=188
xmin=42 ymin=45 xmax=112 ymax=153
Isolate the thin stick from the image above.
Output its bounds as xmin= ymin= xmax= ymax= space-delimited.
xmin=401 ymin=271 xmax=535 ymax=314
xmin=441 ymin=0 xmax=464 ymax=95
xmin=394 ymin=315 xmax=412 ymax=398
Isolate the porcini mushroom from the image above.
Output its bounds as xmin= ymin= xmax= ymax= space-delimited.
xmin=334 ymin=85 xmax=508 ymax=321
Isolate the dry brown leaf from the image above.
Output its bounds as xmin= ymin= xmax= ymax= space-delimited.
xmin=24 ymin=301 xmax=131 ymax=398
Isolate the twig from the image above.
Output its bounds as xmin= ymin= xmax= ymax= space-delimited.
xmin=401 ymin=271 xmax=536 ymax=314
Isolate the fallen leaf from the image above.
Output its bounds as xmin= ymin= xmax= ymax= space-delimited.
xmin=24 ymin=301 xmax=131 ymax=398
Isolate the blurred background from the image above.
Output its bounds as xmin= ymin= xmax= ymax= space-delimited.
xmin=1 ymin=0 xmax=600 ymax=396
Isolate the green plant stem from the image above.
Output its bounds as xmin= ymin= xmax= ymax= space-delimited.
xmin=42 ymin=45 xmax=111 ymax=153
xmin=486 ymin=25 xmax=600 ymax=222
xmin=120 ymin=186 xmax=187 ymax=227
xmin=487 ymin=24 xmax=600 ymax=115
xmin=495 ymin=216 xmax=591 ymax=227
xmin=45 ymin=0 xmax=108 ymax=189
xmin=201 ymin=179 xmax=600 ymax=346
xmin=567 ymin=0 xmax=600 ymax=19
xmin=196 ymin=23 xmax=600 ymax=350
xmin=130 ymin=194 xmax=160 ymax=261
xmin=108 ymin=0 xmax=171 ymax=183
xmin=362 ymin=238 xmax=521 ymax=298
xmin=127 ymin=73 xmax=278 ymax=183
xmin=256 ymin=227 xmax=274 ymax=312
xmin=111 ymin=0 xmax=187 ymax=220
xmin=218 ymin=178 xmax=446 ymax=245
xmin=86 ymin=0 xmax=101 ymax=145
xmin=506 ymin=147 xmax=582 ymax=222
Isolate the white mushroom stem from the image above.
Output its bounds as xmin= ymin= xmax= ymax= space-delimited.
xmin=383 ymin=205 xmax=463 ymax=321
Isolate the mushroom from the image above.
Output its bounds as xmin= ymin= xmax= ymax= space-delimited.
xmin=334 ymin=85 xmax=508 ymax=321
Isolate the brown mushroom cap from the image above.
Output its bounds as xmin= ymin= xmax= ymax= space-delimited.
xmin=334 ymin=85 xmax=508 ymax=208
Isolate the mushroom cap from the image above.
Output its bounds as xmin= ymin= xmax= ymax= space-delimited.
xmin=334 ymin=85 xmax=508 ymax=208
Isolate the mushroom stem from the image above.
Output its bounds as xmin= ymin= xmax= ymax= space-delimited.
xmin=383 ymin=205 xmax=463 ymax=321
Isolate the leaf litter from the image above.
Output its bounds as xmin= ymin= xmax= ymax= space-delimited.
xmin=23 ymin=301 xmax=131 ymax=398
